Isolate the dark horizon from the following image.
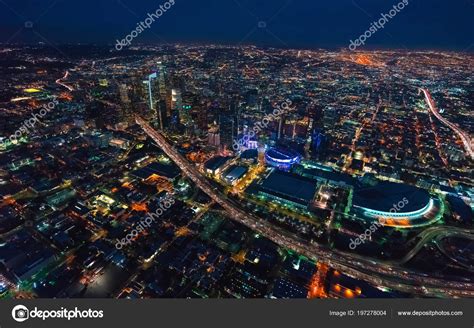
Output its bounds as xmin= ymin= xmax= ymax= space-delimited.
xmin=3 ymin=42 xmax=474 ymax=56
xmin=0 ymin=0 xmax=473 ymax=52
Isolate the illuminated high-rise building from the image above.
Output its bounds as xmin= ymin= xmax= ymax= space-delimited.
xmin=118 ymin=83 xmax=131 ymax=121
xmin=129 ymin=73 xmax=146 ymax=114
xmin=171 ymin=89 xmax=182 ymax=112
xmin=258 ymin=144 xmax=266 ymax=166
xmin=143 ymin=72 xmax=159 ymax=127
xmin=181 ymin=92 xmax=196 ymax=129
xmin=157 ymin=61 xmax=167 ymax=98
xmin=219 ymin=114 xmax=237 ymax=151
xmin=311 ymin=128 xmax=327 ymax=159
xmin=277 ymin=115 xmax=286 ymax=140
xmin=156 ymin=99 xmax=169 ymax=130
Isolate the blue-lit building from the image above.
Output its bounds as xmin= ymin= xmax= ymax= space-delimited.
xmin=265 ymin=147 xmax=301 ymax=171
xmin=311 ymin=129 xmax=326 ymax=154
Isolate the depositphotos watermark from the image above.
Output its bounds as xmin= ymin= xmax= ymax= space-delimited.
xmin=115 ymin=0 xmax=176 ymax=51
xmin=0 ymin=97 xmax=58 ymax=148
xmin=232 ymin=99 xmax=293 ymax=151
xmin=348 ymin=0 xmax=409 ymax=51
xmin=349 ymin=197 xmax=408 ymax=250
xmin=115 ymin=195 xmax=175 ymax=249
xmin=11 ymin=304 xmax=104 ymax=322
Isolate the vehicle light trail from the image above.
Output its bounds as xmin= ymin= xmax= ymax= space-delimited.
xmin=56 ymin=71 xmax=74 ymax=91
xmin=421 ymin=88 xmax=473 ymax=160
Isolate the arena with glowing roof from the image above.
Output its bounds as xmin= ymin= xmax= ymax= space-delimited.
xmin=265 ymin=147 xmax=301 ymax=170
xmin=351 ymin=181 xmax=442 ymax=228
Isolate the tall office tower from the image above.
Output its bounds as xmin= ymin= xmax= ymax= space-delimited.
xmin=311 ymin=128 xmax=327 ymax=159
xmin=306 ymin=104 xmax=323 ymax=131
xmin=171 ymin=89 xmax=182 ymax=112
xmin=152 ymin=78 xmax=161 ymax=111
xmin=196 ymin=102 xmax=208 ymax=132
xmin=258 ymin=145 xmax=266 ymax=166
xmin=169 ymin=109 xmax=184 ymax=134
xmin=156 ymin=99 xmax=169 ymax=130
xmin=155 ymin=61 xmax=169 ymax=119
xmin=157 ymin=61 xmax=167 ymax=97
xmin=128 ymin=74 xmax=145 ymax=115
xmin=219 ymin=114 xmax=237 ymax=151
xmin=170 ymin=88 xmax=184 ymax=133
xmin=277 ymin=115 xmax=287 ymax=140
xmin=181 ymin=92 xmax=196 ymax=129
xmin=143 ymin=72 xmax=159 ymax=127
xmin=118 ymin=84 xmax=132 ymax=121
xmin=165 ymin=89 xmax=173 ymax=117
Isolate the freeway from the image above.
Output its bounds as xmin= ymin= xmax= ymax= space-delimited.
xmin=435 ymin=236 xmax=474 ymax=272
xmin=136 ymin=116 xmax=474 ymax=298
xmin=421 ymin=88 xmax=473 ymax=160
xmin=55 ymin=71 xmax=74 ymax=91
xmin=398 ymin=226 xmax=474 ymax=265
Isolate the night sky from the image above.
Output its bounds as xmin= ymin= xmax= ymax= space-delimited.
xmin=0 ymin=0 xmax=473 ymax=51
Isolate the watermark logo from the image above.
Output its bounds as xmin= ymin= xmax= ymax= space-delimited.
xmin=349 ymin=197 xmax=409 ymax=250
xmin=115 ymin=195 xmax=175 ymax=249
xmin=115 ymin=0 xmax=176 ymax=51
xmin=0 ymin=97 xmax=58 ymax=149
xmin=349 ymin=0 xmax=409 ymax=51
xmin=12 ymin=305 xmax=29 ymax=322
xmin=12 ymin=305 xmax=104 ymax=322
